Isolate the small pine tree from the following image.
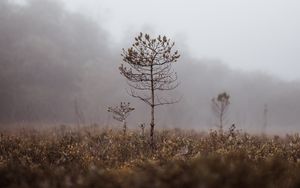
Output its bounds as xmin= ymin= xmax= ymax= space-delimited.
xmin=120 ymin=33 xmax=180 ymax=148
xmin=211 ymin=92 xmax=230 ymax=131
xmin=108 ymin=102 xmax=134 ymax=135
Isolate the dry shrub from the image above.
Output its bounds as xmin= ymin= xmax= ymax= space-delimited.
xmin=1 ymin=125 xmax=300 ymax=187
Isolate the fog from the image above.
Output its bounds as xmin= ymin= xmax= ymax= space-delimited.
xmin=63 ymin=0 xmax=300 ymax=82
xmin=1 ymin=0 xmax=300 ymax=133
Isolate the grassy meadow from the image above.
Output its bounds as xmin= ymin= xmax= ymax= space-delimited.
xmin=1 ymin=125 xmax=300 ymax=188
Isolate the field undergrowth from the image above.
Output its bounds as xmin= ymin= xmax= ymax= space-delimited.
xmin=1 ymin=125 xmax=300 ymax=188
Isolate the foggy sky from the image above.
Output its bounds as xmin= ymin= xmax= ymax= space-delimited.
xmin=62 ymin=0 xmax=300 ymax=81
xmin=1 ymin=0 xmax=300 ymax=133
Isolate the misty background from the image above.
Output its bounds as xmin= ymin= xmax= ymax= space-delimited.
xmin=1 ymin=0 xmax=300 ymax=133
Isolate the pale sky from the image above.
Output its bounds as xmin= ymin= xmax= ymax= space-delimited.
xmin=63 ymin=0 xmax=300 ymax=81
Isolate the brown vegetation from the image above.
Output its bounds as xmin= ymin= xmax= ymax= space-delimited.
xmin=1 ymin=125 xmax=300 ymax=187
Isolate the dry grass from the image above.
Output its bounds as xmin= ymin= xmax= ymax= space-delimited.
xmin=1 ymin=125 xmax=300 ymax=187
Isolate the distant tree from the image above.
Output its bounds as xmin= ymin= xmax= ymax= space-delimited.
xmin=120 ymin=33 xmax=180 ymax=148
xmin=211 ymin=92 xmax=230 ymax=131
xmin=262 ymin=104 xmax=268 ymax=134
xmin=74 ymin=99 xmax=85 ymax=127
xmin=108 ymin=102 xmax=134 ymax=135
xmin=139 ymin=123 xmax=145 ymax=139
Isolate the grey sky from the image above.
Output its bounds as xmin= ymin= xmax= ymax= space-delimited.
xmin=63 ymin=0 xmax=300 ymax=81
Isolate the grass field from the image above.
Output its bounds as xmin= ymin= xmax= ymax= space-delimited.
xmin=1 ymin=125 xmax=300 ymax=188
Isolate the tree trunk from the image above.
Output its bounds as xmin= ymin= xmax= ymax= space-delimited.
xmin=150 ymin=104 xmax=155 ymax=148
xmin=150 ymin=64 xmax=155 ymax=149
xmin=220 ymin=112 xmax=223 ymax=132
xmin=123 ymin=120 xmax=126 ymax=136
